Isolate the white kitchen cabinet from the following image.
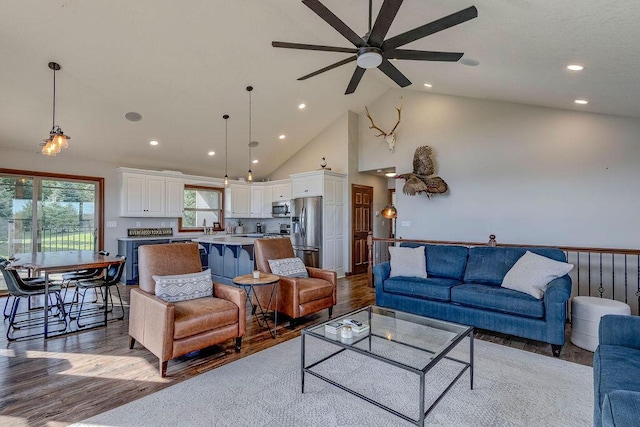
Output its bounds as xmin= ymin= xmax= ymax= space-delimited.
xmin=165 ymin=178 xmax=185 ymax=217
xmin=262 ymin=185 xmax=273 ymax=217
xmin=250 ymin=186 xmax=263 ymax=218
xmin=119 ymin=173 xmax=166 ymax=217
xmin=291 ymin=176 xmax=322 ymax=198
xmin=272 ymin=182 xmax=291 ymax=201
xmin=225 ymin=184 xmax=251 ymax=218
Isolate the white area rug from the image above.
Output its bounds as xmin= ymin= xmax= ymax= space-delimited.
xmin=75 ymin=337 xmax=593 ymax=427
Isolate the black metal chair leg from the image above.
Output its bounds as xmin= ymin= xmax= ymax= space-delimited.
xmin=3 ymin=296 xmax=13 ymax=318
xmin=112 ymin=285 xmax=125 ymax=320
xmin=7 ymin=298 xmax=21 ymax=340
xmin=77 ymin=289 xmax=88 ymax=327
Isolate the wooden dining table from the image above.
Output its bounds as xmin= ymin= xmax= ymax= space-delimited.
xmin=7 ymin=251 xmax=125 ymax=338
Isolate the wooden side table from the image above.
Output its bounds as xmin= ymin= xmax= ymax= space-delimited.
xmin=233 ymin=273 xmax=279 ymax=338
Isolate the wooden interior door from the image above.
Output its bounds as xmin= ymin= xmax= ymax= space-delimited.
xmin=351 ymin=184 xmax=373 ymax=274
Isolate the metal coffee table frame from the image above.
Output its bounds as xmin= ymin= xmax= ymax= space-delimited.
xmin=301 ymin=305 xmax=474 ymax=427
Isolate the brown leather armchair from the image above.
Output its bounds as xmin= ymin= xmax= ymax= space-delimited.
xmin=253 ymin=238 xmax=336 ymax=326
xmin=128 ymin=242 xmax=246 ymax=377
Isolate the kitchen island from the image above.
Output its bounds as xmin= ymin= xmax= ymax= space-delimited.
xmin=118 ymin=234 xmax=208 ymax=285
xmin=193 ymin=236 xmax=258 ymax=285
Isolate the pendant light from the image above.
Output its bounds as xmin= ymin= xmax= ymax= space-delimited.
xmin=223 ymin=114 xmax=229 ymax=187
xmin=246 ymin=85 xmax=256 ymax=183
xmin=42 ymin=62 xmax=71 ymax=156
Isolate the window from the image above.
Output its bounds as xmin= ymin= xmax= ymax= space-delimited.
xmin=0 ymin=169 xmax=104 ymax=294
xmin=178 ymin=185 xmax=224 ymax=231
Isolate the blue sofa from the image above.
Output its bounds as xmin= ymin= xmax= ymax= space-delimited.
xmin=593 ymin=314 xmax=640 ymax=427
xmin=372 ymin=244 xmax=572 ymax=356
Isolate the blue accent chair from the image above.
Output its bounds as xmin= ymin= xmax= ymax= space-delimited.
xmin=593 ymin=314 xmax=640 ymax=427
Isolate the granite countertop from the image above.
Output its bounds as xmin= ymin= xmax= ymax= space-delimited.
xmin=117 ymin=233 xmax=209 ymax=241
xmin=193 ymin=236 xmax=259 ymax=245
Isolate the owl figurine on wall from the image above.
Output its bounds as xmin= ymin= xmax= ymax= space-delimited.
xmin=396 ymin=146 xmax=448 ymax=197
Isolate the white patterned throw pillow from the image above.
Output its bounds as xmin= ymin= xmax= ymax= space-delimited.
xmin=268 ymin=257 xmax=309 ymax=278
xmin=389 ymin=246 xmax=427 ymax=278
xmin=153 ymin=269 xmax=213 ymax=302
xmin=501 ymin=251 xmax=574 ymax=299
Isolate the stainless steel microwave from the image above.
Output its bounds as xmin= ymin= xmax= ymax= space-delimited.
xmin=272 ymin=200 xmax=290 ymax=217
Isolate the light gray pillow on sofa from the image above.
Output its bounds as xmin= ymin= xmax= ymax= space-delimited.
xmin=501 ymin=251 xmax=573 ymax=299
xmin=153 ymin=269 xmax=213 ymax=302
xmin=268 ymin=257 xmax=309 ymax=278
xmin=389 ymin=246 xmax=427 ymax=278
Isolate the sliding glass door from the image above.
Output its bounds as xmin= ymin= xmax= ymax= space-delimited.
xmin=0 ymin=171 xmax=102 ymax=293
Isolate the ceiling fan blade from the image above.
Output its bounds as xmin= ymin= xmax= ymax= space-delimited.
xmin=302 ymin=0 xmax=366 ymax=48
xmin=272 ymin=41 xmax=358 ymax=54
xmin=386 ymin=49 xmax=463 ymax=62
xmin=377 ymin=59 xmax=411 ymax=87
xmin=298 ymin=56 xmax=357 ymax=81
xmin=382 ymin=6 xmax=478 ymax=51
xmin=367 ymin=0 xmax=403 ymax=47
xmin=345 ymin=67 xmax=366 ymax=94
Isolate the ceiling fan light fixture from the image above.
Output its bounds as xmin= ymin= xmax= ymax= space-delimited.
xmin=357 ymin=47 xmax=383 ymax=69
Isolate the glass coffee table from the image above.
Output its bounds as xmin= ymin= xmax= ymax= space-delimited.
xmin=301 ymin=305 xmax=473 ymax=426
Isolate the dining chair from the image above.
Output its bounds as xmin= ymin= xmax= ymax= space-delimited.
xmin=0 ymin=261 xmax=67 ymax=340
xmin=68 ymin=255 xmax=126 ymax=328
xmin=60 ymin=250 xmax=110 ymax=303
xmin=1 ymin=256 xmax=47 ymax=319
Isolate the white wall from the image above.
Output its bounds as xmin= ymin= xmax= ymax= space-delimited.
xmin=359 ymin=89 xmax=640 ymax=249
xmin=269 ymin=113 xmax=349 ymax=180
xmin=347 ymin=110 xmax=391 ymax=239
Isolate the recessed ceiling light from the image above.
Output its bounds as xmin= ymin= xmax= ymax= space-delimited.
xmin=574 ymin=99 xmax=589 ymax=105
xmin=149 ymin=140 xmax=159 ymax=146
xmin=279 ymin=134 xmax=286 ymax=140
xmin=208 ymin=151 xmax=215 ymax=156
xmin=384 ymin=172 xmax=396 ymax=177
xmin=460 ymin=58 xmax=479 ymax=67
xmin=567 ymin=64 xmax=584 ymax=71
xmin=252 ymin=159 xmax=259 ymax=164
xmin=423 ymin=83 xmax=432 ymax=88
xmin=125 ymin=112 xmax=142 ymax=122
xmin=298 ymin=103 xmax=306 ymax=110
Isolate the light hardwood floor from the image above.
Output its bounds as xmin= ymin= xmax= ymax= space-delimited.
xmin=0 ymin=274 xmax=593 ymax=426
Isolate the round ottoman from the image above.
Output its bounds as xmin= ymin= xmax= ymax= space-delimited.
xmin=570 ymin=296 xmax=631 ymax=352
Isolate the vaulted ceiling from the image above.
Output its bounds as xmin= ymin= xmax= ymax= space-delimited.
xmin=2 ymin=1 xmax=638 ymax=179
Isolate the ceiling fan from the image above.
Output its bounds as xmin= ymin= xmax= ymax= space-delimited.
xmin=272 ymin=0 xmax=477 ymax=94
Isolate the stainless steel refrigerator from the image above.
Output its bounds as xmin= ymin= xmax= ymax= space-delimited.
xmin=291 ymin=196 xmax=322 ymax=268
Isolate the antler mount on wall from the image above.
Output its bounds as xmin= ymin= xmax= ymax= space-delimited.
xmin=365 ymin=97 xmax=403 ymax=152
